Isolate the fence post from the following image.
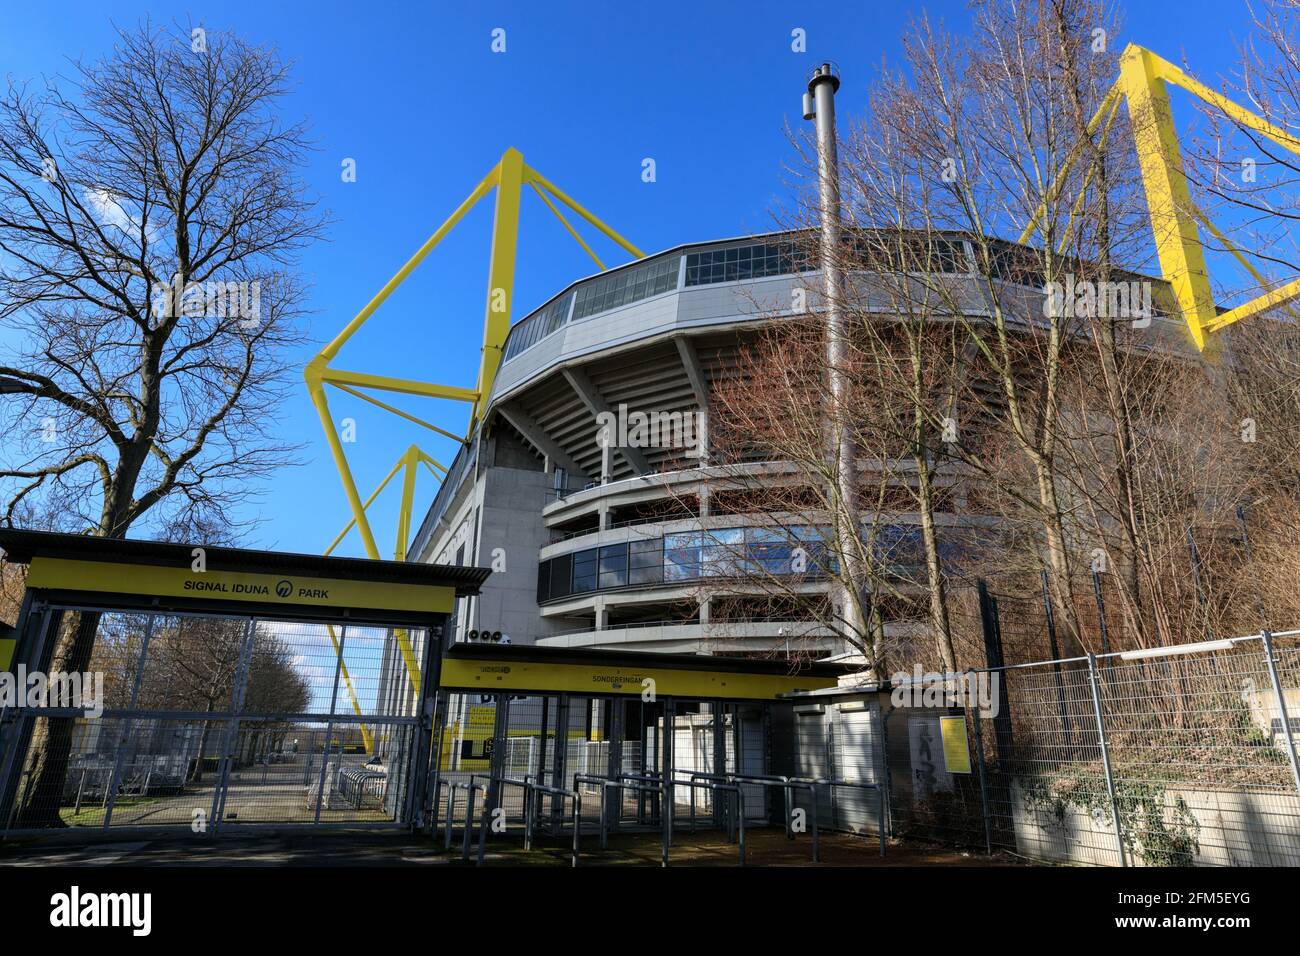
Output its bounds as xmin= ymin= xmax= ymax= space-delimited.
xmin=711 ymin=698 xmax=726 ymax=829
xmin=103 ymin=613 xmax=157 ymax=830
xmin=311 ymin=622 xmax=347 ymax=827
xmin=1086 ymin=652 xmax=1126 ymax=867
xmin=426 ymin=689 xmax=449 ymax=837
xmin=967 ymin=670 xmax=994 ymax=856
xmin=977 ymin=580 xmax=1013 ymax=753
xmin=487 ymin=694 xmax=510 ymax=813
xmin=662 ymin=697 xmax=675 ymax=850
xmin=607 ymin=698 xmax=625 ymax=834
xmin=1261 ymin=631 xmax=1300 ymax=798
xmin=551 ymin=694 xmax=569 ymax=832
xmin=1040 ymin=571 xmax=1074 ymax=745
xmin=211 ymin=617 xmax=257 ymax=833
xmin=1091 ymin=570 xmax=1111 ymax=655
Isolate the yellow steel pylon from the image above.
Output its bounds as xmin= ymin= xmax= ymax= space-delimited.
xmin=307 ymin=148 xmax=643 ymax=692
xmin=1022 ymin=44 xmax=1300 ymax=351
xmin=320 ymin=444 xmax=447 ymax=751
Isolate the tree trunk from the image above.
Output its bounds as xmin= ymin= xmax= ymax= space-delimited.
xmin=15 ymin=612 xmax=100 ymax=827
xmin=916 ymin=459 xmax=957 ymax=672
xmin=1035 ymin=459 xmax=1085 ymax=657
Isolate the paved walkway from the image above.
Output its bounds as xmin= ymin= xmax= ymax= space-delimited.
xmin=0 ymin=828 xmax=1026 ymax=867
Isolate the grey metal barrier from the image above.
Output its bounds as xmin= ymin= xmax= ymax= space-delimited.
xmin=443 ymin=780 xmax=487 ymax=864
xmin=579 ymin=773 xmax=746 ymax=866
xmin=788 ymin=776 xmax=887 ymax=859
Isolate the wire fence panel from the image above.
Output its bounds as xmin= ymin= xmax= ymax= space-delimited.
xmin=971 ymin=635 xmax=1300 ymax=866
xmin=1 ymin=607 xmax=426 ymax=835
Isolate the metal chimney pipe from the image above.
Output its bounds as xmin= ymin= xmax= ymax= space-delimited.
xmin=805 ymin=63 xmax=868 ymax=658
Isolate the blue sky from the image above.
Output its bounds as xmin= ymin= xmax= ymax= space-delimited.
xmin=0 ymin=0 xmax=1256 ymax=558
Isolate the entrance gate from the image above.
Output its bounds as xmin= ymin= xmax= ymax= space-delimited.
xmin=0 ymin=529 xmax=487 ymax=836
xmin=6 ymin=608 xmax=429 ymax=833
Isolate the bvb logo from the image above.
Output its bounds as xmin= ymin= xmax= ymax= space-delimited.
xmin=276 ymin=580 xmax=293 ymax=598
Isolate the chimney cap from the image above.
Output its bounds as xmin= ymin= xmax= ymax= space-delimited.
xmin=807 ymin=61 xmax=841 ymax=94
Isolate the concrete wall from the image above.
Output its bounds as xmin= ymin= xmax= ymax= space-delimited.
xmin=1010 ymin=779 xmax=1300 ymax=867
xmin=463 ymin=464 xmax=554 ymax=646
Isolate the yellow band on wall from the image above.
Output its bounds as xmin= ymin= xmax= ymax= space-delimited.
xmin=25 ymin=557 xmax=454 ymax=615
xmin=439 ymin=656 xmax=837 ymax=701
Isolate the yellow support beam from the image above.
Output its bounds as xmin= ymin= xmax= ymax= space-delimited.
xmin=1118 ymin=45 xmax=1217 ymax=351
xmin=306 ymin=365 xmax=381 ymax=559
xmin=323 ymin=456 xmax=405 ymax=556
xmin=325 ymin=625 xmax=375 ymax=754
xmin=529 ymin=181 xmax=605 ymax=271
xmin=473 ymin=148 xmax=525 ymax=424
xmin=526 ymin=168 xmax=647 ymax=259
xmin=306 ymin=147 xmax=643 ymax=654
xmin=316 ymin=166 xmax=500 ymax=364
xmin=320 ymin=368 xmax=480 ymax=404
xmin=1023 ymin=44 xmax=1300 ymax=350
xmin=1205 ymin=276 xmax=1300 ymax=334
xmin=329 ymin=382 xmax=466 ymax=444
xmin=322 ymin=444 xmax=440 ymax=700
xmin=391 ymin=444 xmax=426 ymax=696
xmin=320 ymin=446 xmax=440 ymax=738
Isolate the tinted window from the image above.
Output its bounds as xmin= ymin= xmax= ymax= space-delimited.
xmin=702 ymin=528 xmax=745 ymax=577
xmin=572 ymin=548 xmax=598 ymax=593
xmin=628 ymin=538 xmax=664 ymax=586
xmin=548 ymin=553 xmax=573 ymax=600
xmin=664 ymin=532 xmax=702 ymax=581
xmin=684 ymin=242 xmax=807 ymax=286
xmin=536 ymin=561 xmax=551 ymax=603
xmin=598 ymin=543 xmax=628 ymax=589
xmin=573 ymin=256 xmax=679 ymax=320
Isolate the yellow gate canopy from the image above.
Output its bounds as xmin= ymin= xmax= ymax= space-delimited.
xmin=438 ymin=642 xmax=849 ymax=702
xmin=0 ymin=528 xmax=489 ymax=623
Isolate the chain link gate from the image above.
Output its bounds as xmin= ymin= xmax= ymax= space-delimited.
xmin=1 ymin=605 xmax=432 ymax=835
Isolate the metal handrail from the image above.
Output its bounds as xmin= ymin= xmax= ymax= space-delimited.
xmin=496 ymin=777 xmax=581 ymax=867
xmin=678 ymin=770 xmax=825 ymax=861
xmin=675 ymin=770 xmax=748 ymax=841
xmin=577 ymin=773 xmax=745 ymax=866
xmin=442 ymin=780 xmax=488 ymax=863
xmin=788 ymin=777 xmax=887 ymax=858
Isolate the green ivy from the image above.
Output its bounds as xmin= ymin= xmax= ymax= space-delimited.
xmin=1023 ymin=767 xmax=1201 ymax=867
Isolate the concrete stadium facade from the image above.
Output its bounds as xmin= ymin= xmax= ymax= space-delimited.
xmin=410 ymin=229 xmax=1190 ymax=659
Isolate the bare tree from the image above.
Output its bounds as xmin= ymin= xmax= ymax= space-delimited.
xmin=0 ymin=555 xmax=24 ymax=626
xmin=698 ymin=0 xmax=1297 ymax=672
xmin=0 ymin=21 xmax=323 ymax=825
xmin=704 ymin=313 xmax=914 ymax=676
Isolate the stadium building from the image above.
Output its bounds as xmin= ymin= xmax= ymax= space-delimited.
xmin=407 ymin=229 xmax=1190 ymax=660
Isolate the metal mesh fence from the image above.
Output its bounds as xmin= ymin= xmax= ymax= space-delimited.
xmin=970 ymin=633 xmax=1300 ymax=866
xmin=2 ymin=607 xmax=428 ymax=833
